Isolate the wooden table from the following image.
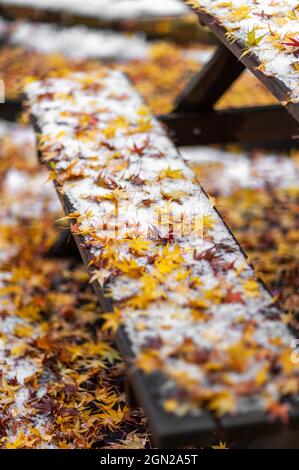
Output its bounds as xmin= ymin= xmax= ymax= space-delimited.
xmin=161 ymin=0 xmax=299 ymax=146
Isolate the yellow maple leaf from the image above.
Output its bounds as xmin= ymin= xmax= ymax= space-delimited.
xmin=136 ymin=118 xmax=153 ymax=133
xmin=203 ymin=288 xmax=224 ymax=304
xmin=137 ymin=105 xmax=150 ymax=117
xmin=13 ymin=324 xmax=34 ymax=338
xmin=161 ymin=189 xmax=187 ymax=202
xmin=158 ymin=166 xmax=184 ymax=181
xmin=208 ymin=391 xmax=236 ymax=417
xmin=211 ymin=441 xmax=228 ymax=449
xmin=128 ymin=238 xmax=151 ymax=256
xmin=163 ymin=399 xmax=179 ymax=413
xmin=229 ymin=5 xmax=251 ymax=22
xmin=114 ymin=258 xmax=144 ymax=278
xmin=103 ymin=126 xmax=116 ymax=139
xmin=155 ymin=245 xmax=183 ymax=274
xmin=242 ymin=279 xmax=261 ymax=297
xmin=110 ymin=115 xmax=129 ymax=129
xmin=255 ymin=365 xmax=269 ymax=386
xmin=98 ymin=406 xmax=124 ymax=432
xmin=101 ymin=308 xmax=122 ymax=334
xmin=136 ymin=350 xmax=162 ymax=373
xmin=126 ymin=273 xmax=166 ymax=309
xmin=202 ymin=214 xmax=216 ymax=231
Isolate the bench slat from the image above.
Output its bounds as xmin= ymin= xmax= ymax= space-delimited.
xmin=186 ymin=1 xmax=299 ymax=123
xmin=25 ymin=69 xmax=299 ymax=447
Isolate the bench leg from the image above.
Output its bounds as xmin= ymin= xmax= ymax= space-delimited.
xmin=174 ymin=43 xmax=245 ymax=112
xmin=125 ymin=375 xmax=139 ymax=409
xmin=161 ymin=43 xmax=298 ymax=147
xmin=160 ymin=105 xmax=299 ymax=147
xmin=46 ymin=229 xmax=81 ymax=260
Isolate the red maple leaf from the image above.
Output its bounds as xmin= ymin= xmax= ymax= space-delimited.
xmin=267 ymin=401 xmax=290 ymax=424
xmin=223 ymin=289 xmax=245 ymax=304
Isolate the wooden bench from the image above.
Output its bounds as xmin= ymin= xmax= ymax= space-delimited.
xmin=0 ymin=0 xmax=204 ymax=42
xmin=160 ymin=0 xmax=299 ymax=146
xmin=0 ymin=17 xmax=213 ymax=122
xmin=25 ymin=69 xmax=299 ymax=448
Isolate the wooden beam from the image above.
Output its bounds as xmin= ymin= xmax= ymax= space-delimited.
xmin=175 ymin=44 xmax=245 ymax=112
xmin=46 ymin=229 xmax=82 ymax=260
xmin=192 ymin=10 xmax=299 ymax=124
xmin=0 ymin=99 xmax=22 ymax=121
xmin=0 ymin=4 xmax=210 ymax=42
xmin=27 ymin=67 xmax=299 ymax=447
xmin=160 ymin=105 xmax=299 ymax=146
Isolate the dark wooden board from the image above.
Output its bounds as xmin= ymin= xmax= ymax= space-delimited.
xmin=191 ymin=9 xmax=299 ymax=123
xmin=0 ymin=99 xmax=22 ymax=121
xmin=0 ymin=3 xmax=213 ymax=43
xmin=160 ymin=104 xmax=299 ymax=146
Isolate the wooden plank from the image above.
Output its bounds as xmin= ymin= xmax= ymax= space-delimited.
xmin=0 ymin=99 xmax=22 ymax=121
xmin=189 ymin=8 xmax=299 ymax=124
xmin=25 ymin=69 xmax=299 ymax=448
xmin=160 ymin=105 xmax=299 ymax=146
xmin=175 ymin=44 xmax=245 ymax=112
xmin=0 ymin=3 xmax=209 ymax=42
xmin=44 ymin=184 xmax=217 ymax=448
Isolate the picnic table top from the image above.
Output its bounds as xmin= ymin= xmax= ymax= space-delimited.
xmin=186 ymin=0 xmax=299 ymax=122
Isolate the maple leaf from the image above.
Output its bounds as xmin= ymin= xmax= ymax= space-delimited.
xmin=13 ymin=324 xmax=34 ymax=338
xmin=5 ymin=430 xmax=31 ymax=449
xmin=155 ymin=245 xmax=183 ymax=274
xmin=101 ymin=308 xmax=122 ymax=334
xmin=135 ymin=350 xmax=163 ymax=373
xmin=208 ymin=391 xmax=236 ymax=417
xmin=161 ymin=189 xmax=186 ymax=203
xmin=136 ymin=118 xmax=153 ymax=133
xmin=56 ymin=212 xmax=80 ymax=224
xmin=130 ymin=138 xmax=150 ymax=157
xmin=98 ymin=406 xmax=124 ymax=432
xmin=90 ymin=269 xmax=111 ymax=286
xmin=229 ymin=5 xmax=251 ymax=22
xmin=128 ymin=238 xmax=151 ymax=256
xmin=267 ymin=401 xmax=290 ymax=424
xmin=204 ymin=288 xmax=224 ymax=304
xmin=102 ymin=126 xmax=116 ymax=140
xmin=211 ymin=441 xmax=229 ymax=449
xmin=127 ymin=273 xmax=166 ymax=309
xmin=226 ymin=341 xmax=254 ymax=372
xmin=105 ymin=431 xmax=148 ymax=449
xmin=158 ymin=166 xmax=184 ymax=181
xmin=95 ymin=171 xmax=119 ymax=189
xmin=282 ymin=36 xmax=299 ymax=49
xmin=10 ymin=343 xmax=28 ymax=357
xmin=163 ymin=398 xmax=179 ymax=413
xmin=138 ymin=198 xmax=156 ymax=208
xmin=110 ymin=115 xmax=129 ymax=129
xmin=255 ymin=365 xmax=269 ymax=386
xmin=202 ymin=214 xmax=216 ymax=231
xmin=188 ymin=298 xmax=208 ymax=310
xmin=94 ymin=187 xmax=127 ymax=205
xmin=240 ymin=27 xmax=267 ymax=58
xmin=79 ymin=113 xmax=98 ymax=128
xmin=114 ymin=258 xmax=144 ymax=278
xmin=223 ymin=289 xmax=245 ymax=304
xmin=242 ymin=279 xmax=261 ymax=297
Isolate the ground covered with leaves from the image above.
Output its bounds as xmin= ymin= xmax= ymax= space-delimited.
xmin=0 ymin=122 xmax=148 ymax=449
